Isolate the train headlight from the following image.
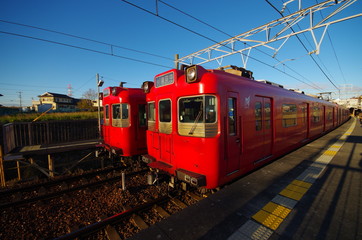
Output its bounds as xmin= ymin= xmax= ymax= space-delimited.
xmin=186 ymin=65 xmax=198 ymax=83
xmin=112 ymin=87 xmax=118 ymax=96
xmin=142 ymin=81 xmax=154 ymax=93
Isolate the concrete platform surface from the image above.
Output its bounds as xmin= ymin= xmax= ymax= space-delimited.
xmin=130 ymin=117 xmax=361 ymax=240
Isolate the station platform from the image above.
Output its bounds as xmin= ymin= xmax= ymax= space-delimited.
xmin=130 ymin=117 xmax=361 ymax=240
xmin=3 ymin=139 xmax=98 ymax=160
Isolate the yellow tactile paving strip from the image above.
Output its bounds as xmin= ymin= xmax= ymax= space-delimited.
xmin=228 ymin=118 xmax=356 ymax=240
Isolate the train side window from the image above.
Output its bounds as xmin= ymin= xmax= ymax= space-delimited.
xmin=255 ymin=102 xmax=262 ymax=131
xmin=264 ymin=102 xmax=271 ymax=129
xmin=138 ymin=104 xmax=146 ymax=127
xmin=159 ymin=99 xmax=171 ymax=122
xmin=327 ymin=108 xmax=332 ymax=121
xmin=282 ymin=104 xmax=297 ymax=127
xmin=299 ymin=104 xmax=307 ymax=126
xmin=228 ymin=98 xmax=236 ymax=135
xmin=312 ymin=106 xmax=320 ymax=123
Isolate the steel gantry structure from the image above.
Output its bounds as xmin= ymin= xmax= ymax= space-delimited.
xmin=175 ymin=0 xmax=362 ymax=68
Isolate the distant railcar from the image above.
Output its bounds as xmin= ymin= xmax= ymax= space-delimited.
xmin=100 ymin=86 xmax=147 ymax=158
xmin=142 ymin=65 xmax=350 ymax=189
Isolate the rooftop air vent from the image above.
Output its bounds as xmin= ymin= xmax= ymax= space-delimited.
xmin=256 ymin=80 xmax=284 ymax=88
xmin=218 ymin=65 xmax=254 ymax=79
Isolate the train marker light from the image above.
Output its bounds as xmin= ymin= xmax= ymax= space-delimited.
xmin=141 ymin=81 xmax=154 ymax=93
xmin=112 ymin=87 xmax=118 ymax=96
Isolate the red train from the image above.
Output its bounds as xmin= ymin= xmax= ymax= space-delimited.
xmin=141 ymin=65 xmax=350 ymax=190
xmin=99 ymin=86 xmax=147 ymax=159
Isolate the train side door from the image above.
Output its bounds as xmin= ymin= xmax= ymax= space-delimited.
xmin=263 ymin=98 xmax=272 ymax=157
xmin=254 ymin=97 xmax=273 ymax=163
xmin=226 ymin=92 xmax=240 ymax=174
xmin=301 ymin=103 xmax=309 ymax=140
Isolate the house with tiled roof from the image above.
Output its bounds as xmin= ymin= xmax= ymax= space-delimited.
xmin=32 ymin=92 xmax=80 ymax=112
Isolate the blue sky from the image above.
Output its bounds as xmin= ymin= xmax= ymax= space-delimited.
xmin=1 ymin=0 xmax=361 ymax=107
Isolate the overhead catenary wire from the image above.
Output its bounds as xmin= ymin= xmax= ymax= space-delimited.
xmin=264 ymin=0 xmax=340 ymax=91
xmin=314 ymin=0 xmax=347 ymax=84
xmin=119 ymin=0 xmax=324 ymax=91
xmin=158 ymin=0 xmax=324 ymax=91
xmin=280 ymin=0 xmax=345 ymax=87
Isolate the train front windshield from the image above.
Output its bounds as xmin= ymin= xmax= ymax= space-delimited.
xmin=178 ymin=95 xmax=216 ymax=123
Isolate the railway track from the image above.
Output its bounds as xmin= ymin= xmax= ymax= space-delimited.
xmin=0 ymin=167 xmax=147 ymax=209
xmin=0 ymin=165 xmax=205 ymax=239
xmin=55 ymin=191 xmax=204 ymax=239
xmin=0 ymin=166 xmax=123 ymax=196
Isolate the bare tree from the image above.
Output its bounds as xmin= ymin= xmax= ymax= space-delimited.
xmin=82 ymin=89 xmax=97 ymax=100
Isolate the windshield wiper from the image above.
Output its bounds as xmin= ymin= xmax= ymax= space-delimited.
xmin=189 ymin=109 xmax=203 ymax=135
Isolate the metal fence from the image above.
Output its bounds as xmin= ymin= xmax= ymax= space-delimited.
xmin=2 ymin=119 xmax=98 ymax=154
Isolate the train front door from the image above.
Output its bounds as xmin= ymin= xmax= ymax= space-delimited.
xmin=158 ymin=99 xmax=172 ymax=164
xmin=226 ymin=92 xmax=240 ymax=174
xmin=254 ymin=97 xmax=272 ymax=163
xmin=136 ymin=104 xmax=147 ymax=151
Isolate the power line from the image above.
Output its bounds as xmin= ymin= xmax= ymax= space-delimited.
xmin=0 ymin=19 xmax=173 ymax=61
xmin=158 ymin=0 xmax=232 ymax=37
xmin=0 ymin=82 xmax=66 ymax=89
xmin=72 ymin=75 xmax=95 ymax=93
xmin=264 ymin=0 xmax=340 ymax=91
xmin=0 ymin=30 xmax=171 ymax=69
xmin=119 ymin=0 xmax=221 ymax=44
xmin=102 ymin=75 xmax=140 ymax=87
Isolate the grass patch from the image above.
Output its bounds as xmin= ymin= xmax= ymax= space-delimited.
xmin=0 ymin=112 xmax=99 ymax=124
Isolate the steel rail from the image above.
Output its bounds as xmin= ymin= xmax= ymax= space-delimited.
xmin=54 ymin=195 xmax=171 ymax=240
xmin=0 ymin=166 xmax=124 ymax=197
xmin=0 ymin=169 xmax=148 ymax=209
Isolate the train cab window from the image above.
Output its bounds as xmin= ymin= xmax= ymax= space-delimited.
xmin=282 ymin=104 xmax=297 ymax=127
xmin=147 ymin=102 xmax=156 ymax=131
xmin=178 ymin=95 xmax=217 ymax=137
xmin=179 ymin=96 xmax=217 ymax=123
xmin=112 ymin=103 xmax=129 ymax=127
xmin=138 ymin=104 xmax=146 ymax=127
xmin=255 ymin=102 xmax=262 ymax=131
xmin=148 ymin=102 xmax=155 ymax=121
xmin=159 ymin=100 xmax=171 ymax=122
xmin=179 ymin=96 xmax=203 ymax=123
xmin=228 ymin=98 xmax=236 ymax=135
xmin=205 ymin=96 xmax=216 ymax=123
xmin=112 ymin=104 xmax=121 ymax=120
xmin=105 ymin=105 xmax=109 ymax=119
xmin=121 ymin=104 xmax=129 ymax=119
xmin=104 ymin=105 xmax=110 ymax=126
